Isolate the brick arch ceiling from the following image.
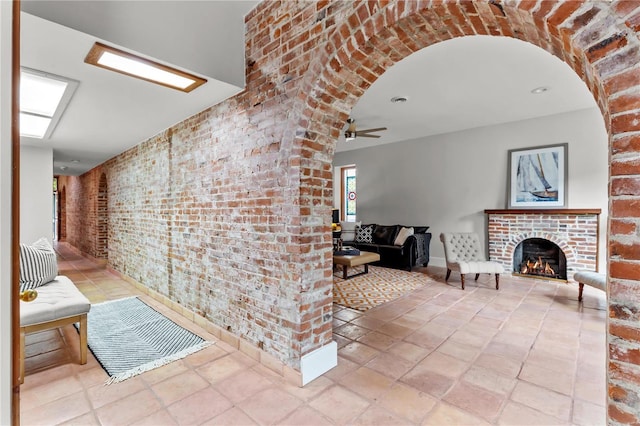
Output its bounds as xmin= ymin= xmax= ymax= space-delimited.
xmin=294 ymin=1 xmax=639 ymax=421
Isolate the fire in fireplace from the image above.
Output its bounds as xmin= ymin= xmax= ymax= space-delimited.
xmin=521 ymin=257 xmax=556 ymax=276
xmin=513 ymin=238 xmax=567 ymax=280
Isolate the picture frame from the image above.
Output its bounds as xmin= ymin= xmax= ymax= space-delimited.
xmin=507 ymin=143 xmax=568 ymax=209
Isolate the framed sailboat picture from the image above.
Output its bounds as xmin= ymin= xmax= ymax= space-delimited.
xmin=507 ymin=143 xmax=568 ymax=208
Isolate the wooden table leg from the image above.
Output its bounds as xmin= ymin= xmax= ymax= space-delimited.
xmin=343 ymin=265 xmax=348 ymax=279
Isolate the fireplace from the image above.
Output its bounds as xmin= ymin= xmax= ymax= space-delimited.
xmin=513 ymin=238 xmax=567 ymax=280
xmin=484 ymin=209 xmax=601 ymax=281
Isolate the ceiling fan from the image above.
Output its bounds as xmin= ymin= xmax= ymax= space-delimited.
xmin=344 ymin=118 xmax=387 ymax=141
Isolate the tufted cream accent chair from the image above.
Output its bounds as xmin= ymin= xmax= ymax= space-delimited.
xmin=440 ymin=232 xmax=504 ymax=290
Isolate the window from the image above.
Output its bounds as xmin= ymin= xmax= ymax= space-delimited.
xmin=341 ymin=166 xmax=357 ymax=222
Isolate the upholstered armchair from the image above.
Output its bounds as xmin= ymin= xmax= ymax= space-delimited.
xmin=440 ymin=232 xmax=504 ymax=290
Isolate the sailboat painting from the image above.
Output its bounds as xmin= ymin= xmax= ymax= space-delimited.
xmin=507 ymin=143 xmax=568 ymax=208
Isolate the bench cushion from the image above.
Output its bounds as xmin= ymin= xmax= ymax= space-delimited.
xmin=574 ymin=270 xmax=606 ymax=291
xmin=20 ymin=275 xmax=91 ymax=326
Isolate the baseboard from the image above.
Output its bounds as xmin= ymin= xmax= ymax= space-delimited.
xmin=300 ymin=341 xmax=337 ymax=386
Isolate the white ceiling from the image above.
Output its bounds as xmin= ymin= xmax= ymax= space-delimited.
xmin=20 ymin=2 xmax=598 ymax=175
xmin=20 ymin=1 xmax=259 ymax=176
xmin=340 ymin=35 xmax=598 ymax=152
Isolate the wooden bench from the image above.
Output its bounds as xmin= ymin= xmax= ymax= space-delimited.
xmin=573 ymin=270 xmax=606 ymax=302
xmin=20 ymin=275 xmax=91 ymax=384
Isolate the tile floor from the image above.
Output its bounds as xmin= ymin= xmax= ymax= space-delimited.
xmin=20 ymin=244 xmax=607 ymax=425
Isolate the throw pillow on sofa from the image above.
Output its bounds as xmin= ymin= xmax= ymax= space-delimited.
xmin=394 ymin=227 xmax=414 ymax=246
xmin=19 ymin=237 xmax=58 ymax=292
xmin=373 ymin=224 xmax=400 ymax=245
xmin=356 ymin=224 xmax=374 ymax=243
xmin=340 ymin=221 xmax=361 ymax=242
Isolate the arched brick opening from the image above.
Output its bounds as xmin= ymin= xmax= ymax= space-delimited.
xmin=507 ymin=232 xmax=577 ymax=272
xmin=97 ymin=173 xmax=108 ymax=259
xmin=292 ymin=1 xmax=639 ymax=421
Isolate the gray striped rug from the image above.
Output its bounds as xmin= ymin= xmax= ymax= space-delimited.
xmin=83 ymin=296 xmax=211 ymax=384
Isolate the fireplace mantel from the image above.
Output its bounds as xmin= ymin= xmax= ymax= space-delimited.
xmin=485 ymin=209 xmax=601 ymax=215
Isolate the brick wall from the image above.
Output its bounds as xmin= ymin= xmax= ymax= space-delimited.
xmin=58 ymin=172 xmax=102 ymax=259
xmin=486 ymin=210 xmax=600 ymax=278
xmin=61 ymin=1 xmax=640 ymax=419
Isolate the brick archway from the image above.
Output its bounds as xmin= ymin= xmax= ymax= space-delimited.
xmin=293 ymin=1 xmax=639 ymax=421
xmin=507 ymin=231 xmax=578 ymax=272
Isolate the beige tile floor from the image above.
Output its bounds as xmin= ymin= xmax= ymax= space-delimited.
xmin=20 ymin=244 xmax=607 ymax=425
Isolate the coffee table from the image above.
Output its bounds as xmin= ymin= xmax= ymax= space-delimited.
xmin=333 ymin=251 xmax=380 ymax=279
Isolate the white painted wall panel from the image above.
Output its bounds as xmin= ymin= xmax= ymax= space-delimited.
xmin=20 ymin=145 xmax=53 ymax=244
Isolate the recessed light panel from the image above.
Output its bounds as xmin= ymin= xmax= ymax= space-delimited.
xmin=85 ymin=42 xmax=206 ymax=93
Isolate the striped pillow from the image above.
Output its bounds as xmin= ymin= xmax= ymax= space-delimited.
xmin=19 ymin=238 xmax=58 ymax=291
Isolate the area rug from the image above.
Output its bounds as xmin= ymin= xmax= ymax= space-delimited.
xmin=333 ymin=265 xmax=431 ymax=311
xmin=80 ymin=296 xmax=211 ymax=384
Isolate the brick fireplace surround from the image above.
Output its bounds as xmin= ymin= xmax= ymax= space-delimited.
xmin=485 ymin=209 xmax=601 ymax=281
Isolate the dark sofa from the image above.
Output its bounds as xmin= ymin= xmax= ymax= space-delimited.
xmin=343 ymin=224 xmax=432 ymax=271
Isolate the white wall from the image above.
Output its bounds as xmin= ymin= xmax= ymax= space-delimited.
xmin=20 ymin=146 xmax=53 ymax=244
xmin=0 ymin=1 xmax=13 ymax=422
xmin=333 ymin=108 xmax=608 ymax=271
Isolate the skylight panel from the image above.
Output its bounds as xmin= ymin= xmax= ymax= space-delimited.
xmin=20 ymin=113 xmax=51 ymax=139
xmin=20 ymin=72 xmax=68 ymax=116
xmin=19 ymin=68 xmax=78 ymax=140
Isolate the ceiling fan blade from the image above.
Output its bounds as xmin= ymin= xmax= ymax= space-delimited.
xmin=357 ymin=127 xmax=387 ymax=134
xmin=357 ymin=133 xmax=381 ymax=138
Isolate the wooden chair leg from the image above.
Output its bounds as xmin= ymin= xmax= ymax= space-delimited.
xmin=460 ymin=274 xmax=465 ymax=290
xmin=445 ymin=269 xmax=451 ymax=281
xmin=578 ymin=283 xmax=584 ymax=301
xmin=475 ymin=273 xmax=480 ymax=281
xmin=79 ymin=314 xmax=88 ymax=365
xmin=495 ymin=274 xmax=500 ymax=290
xmin=20 ymin=328 xmax=25 ymax=384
